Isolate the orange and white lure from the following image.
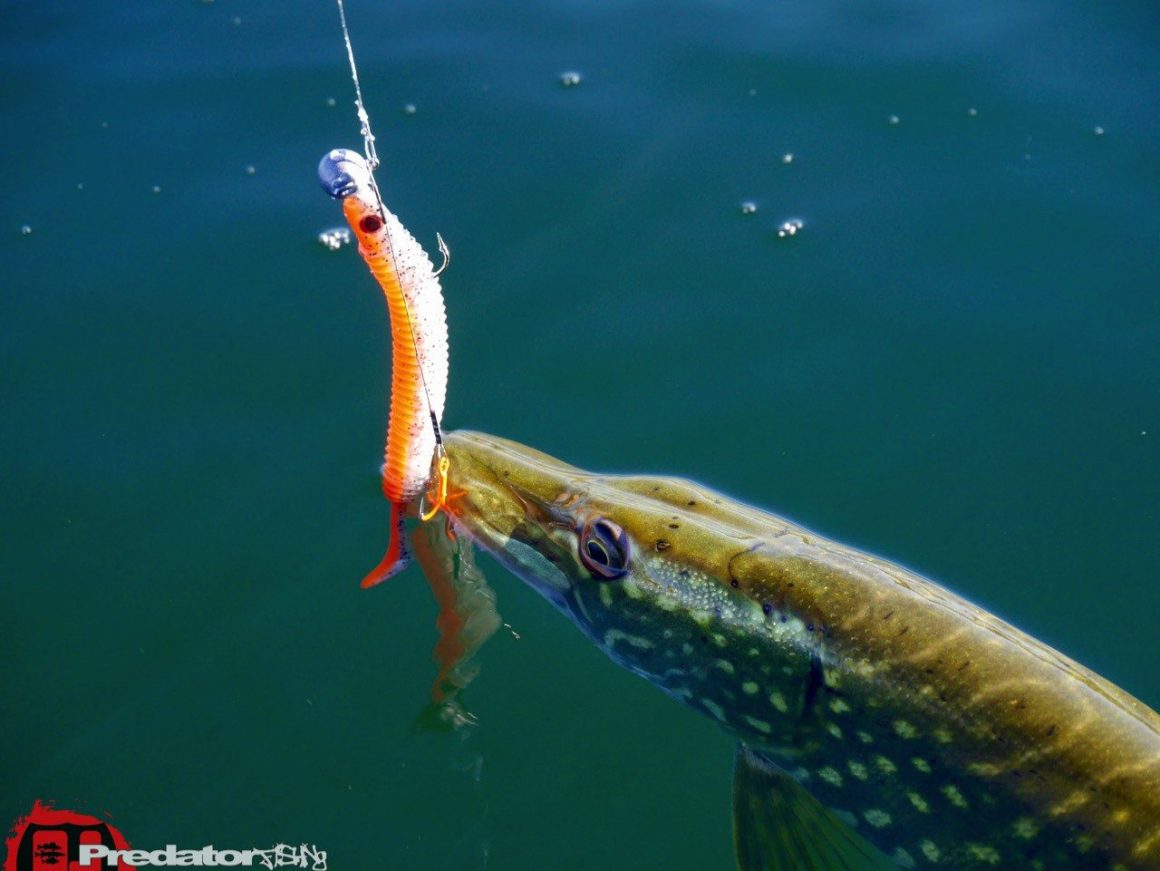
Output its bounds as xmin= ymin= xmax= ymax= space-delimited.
xmin=319 ymin=148 xmax=450 ymax=588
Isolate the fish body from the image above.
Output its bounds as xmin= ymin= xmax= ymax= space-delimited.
xmin=442 ymin=430 xmax=1160 ymax=870
xmin=319 ymin=149 xmax=449 ymax=586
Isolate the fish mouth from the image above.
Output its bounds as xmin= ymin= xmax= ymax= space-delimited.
xmin=442 ymin=431 xmax=585 ymax=605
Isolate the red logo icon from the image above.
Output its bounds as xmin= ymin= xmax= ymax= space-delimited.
xmin=4 ymin=802 xmax=132 ymax=871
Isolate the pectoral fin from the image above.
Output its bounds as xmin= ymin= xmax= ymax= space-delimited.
xmin=733 ymin=745 xmax=897 ymax=871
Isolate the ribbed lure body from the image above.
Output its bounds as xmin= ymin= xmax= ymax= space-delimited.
xmin=319 ymin=148 xmax=449 ymax=585
xmin=343 ymin=194 xmax=448 ymax=503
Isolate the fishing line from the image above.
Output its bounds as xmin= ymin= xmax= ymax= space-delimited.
xmin=334 ymin=0 xmax=449 ymax=511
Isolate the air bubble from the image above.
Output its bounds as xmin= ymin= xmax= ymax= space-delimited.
xmin=559 ymin=71 xmax=582 ymax=87
xmin=781 ymin=153 xmax=794 ymax=164
xmin=244 ymin=165 xmax=256 ymax=175
xmin=1093 ymin=126 xmax=1105 ymax=136
xmin=402 ymin=103 xmax=417 ymax=116
xmin=326 ymin=97 xmax=337 ymax=107
xmin=888 ymin=115 xmax=901 ymax=126
xmin=776 ymin=218 xmax=804 ymax=238
xmin=739 ymin=201 xmax=757 ymax=215
xmin=967 ymin=107 xmax=978 ymax=117
xmin=151 ymin=185 xmax=161 ymax=194
xmin=318 ymin=227 xmax=352 ymax=251
xmin=20 ymin=224 xmax=32 ymax=235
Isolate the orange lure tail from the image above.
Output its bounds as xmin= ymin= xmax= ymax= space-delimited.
xmin=360 ymin=501 xmax=409 ymax=588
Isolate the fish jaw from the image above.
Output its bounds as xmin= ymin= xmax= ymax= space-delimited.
xmin=441 ymin=431 xmax=584 ymax=611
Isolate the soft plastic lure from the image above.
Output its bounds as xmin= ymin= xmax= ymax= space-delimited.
xmin=319 ymin=148 xmax=450 ymax=587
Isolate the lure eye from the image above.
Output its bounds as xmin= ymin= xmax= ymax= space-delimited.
xmin=359 ymin=214 xmax=383 ymax=233
xmin=579 ymin=518 xmax=630 ymax=579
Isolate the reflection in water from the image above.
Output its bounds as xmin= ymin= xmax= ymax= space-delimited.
xmin=409 ymin=516 xmax=500 ymax=732
xmin=401 ymin=517 xmax=499 ymax=868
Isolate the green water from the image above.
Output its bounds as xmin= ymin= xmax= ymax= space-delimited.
xmin=3 ymin=2 xmax=1158 ymax=868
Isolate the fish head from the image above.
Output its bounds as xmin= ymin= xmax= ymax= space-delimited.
xmin=444 ymin=431 xmax=817 ymax=741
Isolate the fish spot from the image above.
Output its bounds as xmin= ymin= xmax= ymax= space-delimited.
xmin=968 ymin=762 xmax=1002 ymax=778
xmin=744 ymin=716 xmax=772 ymax=734
xmin=932 ymin=727 xmax=953 ymax=744
xmin=848 ymin=761 xmax=868 ymax=781
xmin=702 ymin=698 xmax=727 ymax=721
xmin=603 ymin=629 xmax=654 ymax=650
xmin=912 ymin=757 xmax=932 ymax=774
xmin=713 ymin=658 xmax=736 ymax=675
xmin=856 ymin=730 xmax=874 ymax=744
xmin=941 ymin=784 xmax=969 ymax=809
xmin=769 ymin=691 xmax=789 ymax=713
xmin=826 ymin=723 xmax=843 ymax=740
xmin=1073 ymin=837 xmax=1093 ymax=855
xmin=712 ymin=633 xmax=728 ymax=648
xmin=864 ymin=809 xmax=892 ymax=828
xmin=855 ymin=660 xmax=877 ymax=678
xmin=623 ymin=583 xmax=643 ymax=600
xmin=966 ymin=843 xmax=1000 ymax=865
xmin=654 ymin=539 xmax=671 ymax=551
xmin=1012 ymin=817 xmax=1040 ymax=839
xmin=747 ymin=647 xmax=760 ymax=657
xmin=892 ymin=847 xmax=916 ymax=868
xmin=818 ymin=767 xmax=843 ymax=787
xmin=893 ymin=719 xmax=919 ymax=739
xmin=919 ymin=840 xmax=940 ymax=863
xmin=681 ymin=642 xmax=694 ymax=655
xmin=742 ymin=681 xmax=759 ymax=695
xmin=671 ymin=686 xmax=693 ymax=700
xmin=907 ymin=791 xmax=930 ymax=814
xmin=1049 ymin=789 xmax=1090 ymax=816
xmin=874 ymin=755 xmax=897 ymax=775
xmin=829 ymin=698 xmax=851 ymax=715
xmin=598 ymin=584 xmax=613 ymax=608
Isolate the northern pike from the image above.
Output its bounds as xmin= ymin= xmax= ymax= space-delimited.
xmin=441 ymin=430 xmax=1160 ymax=870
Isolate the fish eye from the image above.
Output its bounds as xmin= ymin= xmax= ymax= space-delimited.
xmin=579 ymin=518 xmax=630 ymax=579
